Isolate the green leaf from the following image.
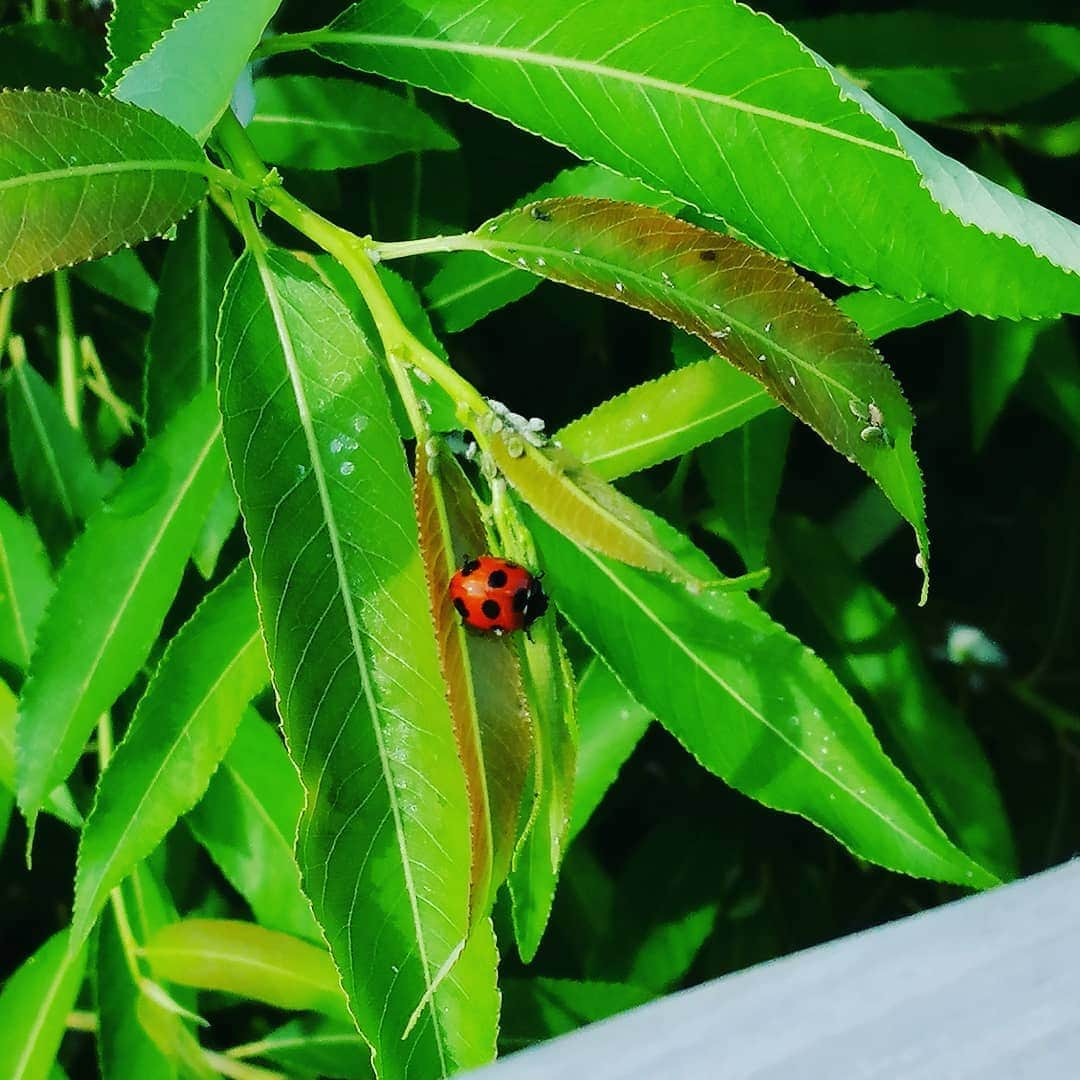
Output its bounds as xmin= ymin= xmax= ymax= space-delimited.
xmin=0 ymin=90 xmax=207 ymax=288
xmin=422 ymin=164 xmax=681 ymax=333
xmin=698 ymin=410 xmax=793 ymax=571
xmin=113 ymin=1 xmax=281 ymax=143
xmin=472 ymin=198 xmax=929 ymax=598
xmin=0 ymin=929 xmax=88 ymax=1080
xmin=792 ymin=14 xmax=1080 ymax=122
xmin=312 ymin=0 xmax=1080 ymax=318
xmin=0 ymin=678 xmax=80 ymax=829
xmin=508 ymin=616 xmax=576 ymax=962
xmin=487 ymin=431 xmax=703 ymax=587
xmin=74 ymin=248 xmax=158 ymax=315
xmin=1021 ymin=320 xmax=1080 ymax=448
xmin=104 ymin=0 xmax=195 ymax=91
xmin=0 ymin=499 xmax=53 ymax=670
xmin=558 ymin=359 xmax=773 ymax=481
xmin=500 ymin=978 xmax=653 ymax=1051
xmin=568 ymin=658 xmax=651 ymax=843
xmin=775 ymin=515 xmax=1017 ymax=882
xmin=190 ymin=480 xmax=239 ymax=580
xmin=96 ymin=904 xmax=177 ymax=1080
xmin=146 ymin=203 xmax=234 ymax=433
xmin=970 ymin=318 xmax=1043 ymax=450
xmin=0 ymin=23 xmax=106 ymax=92
xmin=525 ymin=505 xmax=998 ymax=890
xmin=144 ymin=919 xmax=350 ymax=1020
xmin=5 ymin=359 xmax=104 ymax=557
xmin=73 ymin=559 xmax=268 ymax=946
xmin=597 ymin=819 xmax=727 ymax=992
xmin=217 ymin=245 xmax=497 ymax=1077
xmin=16 ymin=386 xmax=226 ymax=837
xmin=232 ymin=1015 xmax=370 ymax=1079
xmin=187 ymin=708 xmax=321 ymax=942
xmin=837 ymin=289 xmax=953 ymax=341
xmin=249 ymin=75 xmax=457 ymax=171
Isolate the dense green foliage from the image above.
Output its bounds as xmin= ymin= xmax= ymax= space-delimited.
xmin=0 ymin=1 xmax=1077 ymax=1078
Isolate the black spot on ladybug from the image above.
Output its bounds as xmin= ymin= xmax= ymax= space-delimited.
xmin=512 ymin=587 xmax=529 ymax=612
xmin=487 ymin=569 xmax=508 ymax=588
xmin=461 ymin=558 xmax=480 ymax=576
xmin=530 ymin=206 xmax=552 ymax=221
xmin=453 ymin=598 xmax=469 ymax=618
xmin=481 ymin=599 xmax=501 ymax=619
xmin=699 ymin=249 xmax=718 ymax=262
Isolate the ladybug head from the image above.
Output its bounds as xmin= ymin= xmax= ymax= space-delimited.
xmin=521 ymin=575 xmax=549 ymax=630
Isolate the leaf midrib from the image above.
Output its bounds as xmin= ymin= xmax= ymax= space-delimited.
xmin=577 ymin=543 xmax=977 ymax=879
xmin=0 ymin=159 xmax=208 ymax=194
xmin=0 ymin=533 xmax=29 ymax=664
xmin=317 ymin=29 xmax=906 ymax=158
xmin=11 ymin=363 xmax=77 ymax=524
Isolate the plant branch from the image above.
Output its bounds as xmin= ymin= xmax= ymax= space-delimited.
xmin=0 ymin=288 xmax=15 ymax=364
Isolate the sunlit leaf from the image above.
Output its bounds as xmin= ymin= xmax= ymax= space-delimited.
xmin=5 ymin=359 xmax=103 ymax=557
xmin=144 ymin=919 xmax=351 ymax=1020
xmin=16 ymin=386 xmax=226 ymax=837
xmin=793 ymin=14 xmax=1080 ymax=122
xmin=0 ymin=929 xmax=88 ymax=1080
xmin=422 ymin=164 xmax=681 ymax=333
xmin=525 ymin=505 xmax=998 ymax=890
xmin=487 ymin=432 xmax=701 ymax=587
xmin=113 ymin=1 xmax=281 ymax=143
xmin=217 ymin=244 xmax=498 ymax=1077
xmin=310 ymin=0 xmax=1080 ymax=318
xmin=836 ymin=289 xmax=952 ymax=340
xmin=473 ymin=198 xmax=929 ymax=597
xmin=569 ymin=657 xmax=651 ymax=843
xmin=249 ymin=76 xmax=457 ymax=171
xmin=776 ymin=515 xmax=1017 ymax=881
xmin=0 ymin=90 xmax=207 ymax=288
xmin=698 ymin=410 xmax=792 ymax=571
xmin=187 ymin=708 xmax=321 ymax=942
xmin=0 ymin=499 xmax=53 ymax=670
xmin=73 ymin=559 xmax=268 ymax=946
xmin=557 ymin=359 xmax=772 ymax=481
xmin=104 ymin=0 xmax=194 ymax=90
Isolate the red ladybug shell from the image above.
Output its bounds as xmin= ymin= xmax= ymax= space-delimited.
xmin=449 ymin=555 xmax=548 ymax=635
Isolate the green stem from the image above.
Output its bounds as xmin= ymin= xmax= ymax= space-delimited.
xmin=213 ymin=109 xmax=489 ymax=424
xmin=1008 ymin=680 xmax=1080 ymax=734
xmin=252 ymin=29 xmax=331 ymax=60
xmin=373 ymin=235 xmax=478 ymax=260
xmin=66 ymin=1010 xmax=98 ymax=1033
xmin=96 ymin=713 xmax=143 ymax=982
xmin=0 ymin=288 xmax=15 ymax=364
xmin=54 ymin=270 xmax=80 ymax=429
xmin=31 ymin=0 xmax=47 ymax=23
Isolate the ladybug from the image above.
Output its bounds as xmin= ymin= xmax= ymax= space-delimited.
xmin=449 ymin=555 xmax=548 ymax=636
